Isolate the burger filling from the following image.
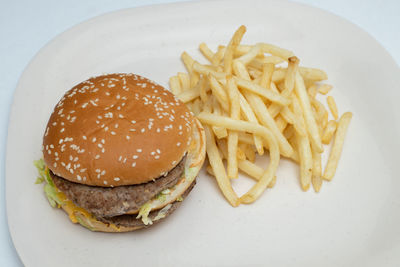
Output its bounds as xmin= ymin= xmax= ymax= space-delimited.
xmin=34 ymin=154 xmax=201 ymax=230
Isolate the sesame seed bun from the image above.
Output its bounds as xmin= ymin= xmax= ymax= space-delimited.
xmin=43 ymin=73 xmax=194 ymax=187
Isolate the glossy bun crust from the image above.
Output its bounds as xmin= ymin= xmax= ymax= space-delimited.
xmin=43 ymin=73 xmax=194 ymax=187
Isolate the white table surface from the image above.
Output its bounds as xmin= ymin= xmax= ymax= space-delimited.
xmin=1 ymin=0 xmax=399 ymax=266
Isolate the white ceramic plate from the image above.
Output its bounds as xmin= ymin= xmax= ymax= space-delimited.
xmin=6 ymin=0 xmax=400 ymax=266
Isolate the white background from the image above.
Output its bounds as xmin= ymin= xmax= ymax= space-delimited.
xmin=1 ymin=0 xmax=399 ymax=266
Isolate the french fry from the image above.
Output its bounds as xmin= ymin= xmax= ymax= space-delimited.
xmin=238 ymin=92 xmax=264 ymax=155
xmin=244 ymin=92 xmax=293 ymax=157
xmin=199 ymin=42 xmax=215 ymax=63
xmin=295 ymin=71 xmax=323 ymax=153
xmin=204 ymin=126 xmax=239 ymax=206
xmin=169 ymin=76 xmax=182 ymax=95
xmin=259 ymin=63 xmax=275 ymax=89
xmin=238 ymin=132 xmax=254 ymax=146
xmin=295 ymin=124 xmax=312 ymax=191
xmin=181 ymin=52 xmax=195 ymax=74
xmin=212 ymin=45 xmax=225 ymax=66
xmin=323 ymin=112 xmax=352 ymax=181
xmin=322 ymin=120 xmax=338 ymax=144
xmin=307 ymin=84 xmax=318 ymax=99
xmin=224 ymin=25 xmax=247 ymax=74
xmin=268 ymin=175 xmax=277 ymax=188
xmin=259 ymin=43 xmax=294 ymax=60
xmin=226 ymin=76 xmax=240 ymax=178
xmin=240 ymin=143 xmax=256 ymax=162
xmin=272 ymin=67 xmax=328 ymax=83
xmin=206 ymin=165 xmax=215 ymax=176
xmin=177 ymin=85 xmax=201 ymax=103
xmin=275 ymin=115 xmax=288 ymax=133
xmin=318 ymin=84 xmax=333 ymax=95
xmin=327 ymin=96 xmax=339 ymax=120
xmin=248 ymin=56 xmax=284 ymax=70
xmin=191 ymin=98 xmax=201 ymax=116
xmin=235 ymin=77 xmax=291 ymax=106
xmin=178 ymin=72 xmax=190 ymax=91
xmin=190 ymin=71 xmax=200 ymax=88
xmin=311 ymin=148 xmax=322 ymax=192
xmin=237 ymin=159 xmax=263 ymax=180
xmin=268 ymin=57 xmax=299 ymax=118
xmin=290 ymin=96 xmax=307 ymax=137
xmin=236 ymin=147 xmax=246 ymax=160
xmin=235 ymin=43 xmax=261 ymax=65
xmin=211 ymin=97 xmax=228 ymax=139
xmin=208 ymin=75 xmax=230 ymax=112
xmin=193 ymin=61 xmax=226 ymax=80
xmin=198 ymin=77 xmax=208 ymax=103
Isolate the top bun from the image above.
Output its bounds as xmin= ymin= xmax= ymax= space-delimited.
xmin=43 ymin=73 xmax=194 ymax=187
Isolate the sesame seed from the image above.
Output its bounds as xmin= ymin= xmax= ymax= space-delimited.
xmin=53 ymin=162 xmax=57 ymax=168
xmin=151 ymin=151 xmax=156 ymax=155
xmin=118 ymin=156 xmax=122 ymax=162
xmin=172 ymin=160 xmax=177 ymax=165
xmin=77 ymin=175 xmax=82 ymax=181
xmin=137 ymin=149 xmax=142 ymax=153
xmin=103 ymin=181 xmax=108 ymax=185
xmin=141 ymin=128 xmax=145 ymax=133
xmin=129 ymin=129 xmax=136 ymax=132
xmin=83 ymin=135 xmax=87 ymax=140
xmin=95 ymin=155 xmax=100 ymax=159
xmin=80 ymin=168 xmax=86 ymax=173
xmin=123 ymin=158 xmax=127 ymax=163
xmin=114 ymin=123 xmax=119 ymax=128
xmin=126 ymin=135 xmax=130 ymax=140
xmin=95 ymin=169 xmax=101 ymax=173
xmin=131 ymin=162 xmax=136 ymax=167
xmin=111 ymin=131 xmax=116 ymax=135
xmin=118 ymin=114 xmax=124 ymax=118
xmin=101 ymin=148 xmax=105 ymax=153
xmin=101 ymin=170 xmax=106 ymax=175
xmin=101 ymin=139 xmax=105 ymax=144
xmin=60 ymin=128 xmax=65 ymax=133
xmin=92 ymin=137 xmax=96 ymax=142
xmin=104 ymin=126 xmax=109 ymax=131
xmin=98 ymin=143 xmax=103 ymax=148
xmin=69 ymin=155 xmax=73 ymax=161
xmin=156 ymin=149 xmax=161 ymax=154
xmin=132 ymin=155 xmax=138 ymax=159
xmin=131 ymin=120 xmax=136 ymax=124
xmin=177 ymin=142 xmax=181 ymax=147
xmin=155 ymin=155 xmax=160 ymax=159
xmin=114 ymin=177 xmax=120 ymax=181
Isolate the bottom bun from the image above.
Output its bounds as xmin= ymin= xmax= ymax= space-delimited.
xmin=55 ymin=118 xmax=205 ymax=232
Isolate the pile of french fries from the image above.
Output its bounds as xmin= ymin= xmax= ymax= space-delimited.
xmin=169 ymin=25 xmax=352 ymax=207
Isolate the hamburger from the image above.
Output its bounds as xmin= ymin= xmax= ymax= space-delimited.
xmin=36 ymin=73 xmax=205 ymax=232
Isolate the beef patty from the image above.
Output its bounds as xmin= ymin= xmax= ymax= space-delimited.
xmin=98 ymin=179 xmax=196 ymax=228
xmin=51 ymin=155 xmax=186 ymax=218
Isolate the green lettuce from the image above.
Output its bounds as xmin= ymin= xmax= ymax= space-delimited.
xmin=34 ymin=159 xmax=62 ymax=208
xmin=136 ymin=203 xmax=153 ymax=225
